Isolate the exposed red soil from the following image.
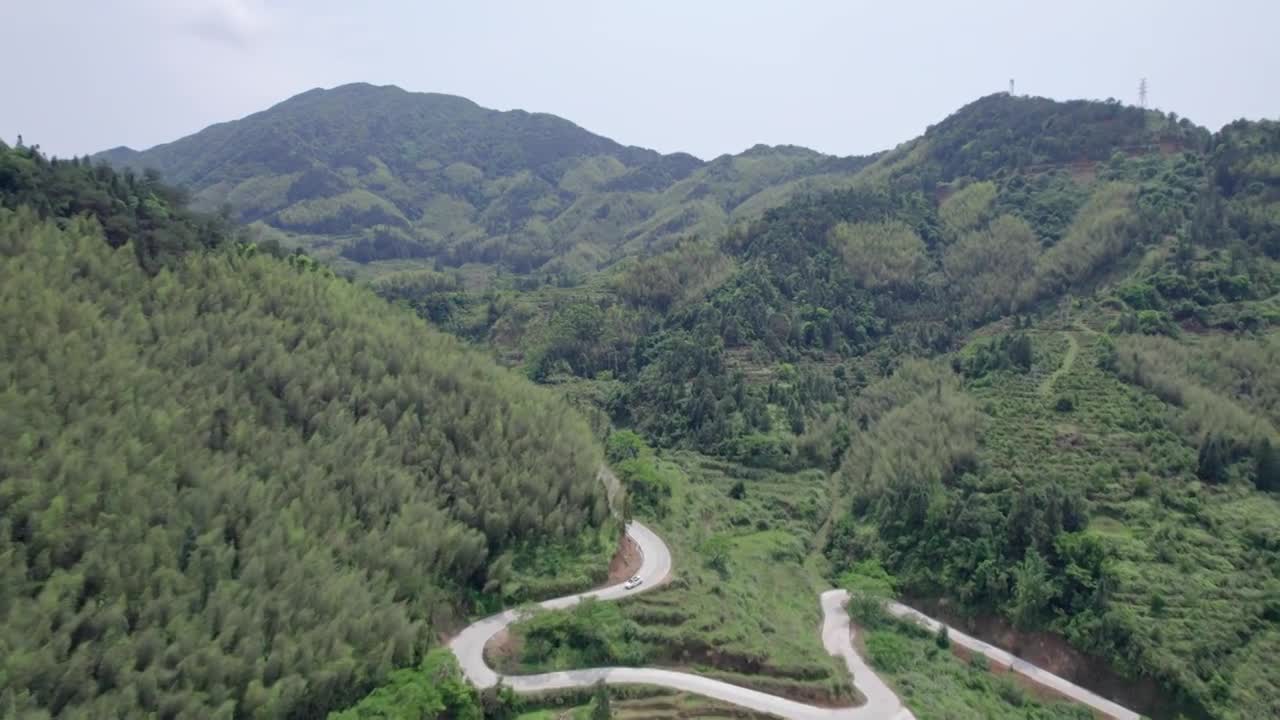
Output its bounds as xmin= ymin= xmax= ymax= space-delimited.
xmin=609 ymin=532 xmax=643 ymax=584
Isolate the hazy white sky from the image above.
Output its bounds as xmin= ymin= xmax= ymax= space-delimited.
xmin=6 ymin=0 xmax=1279 ymax=160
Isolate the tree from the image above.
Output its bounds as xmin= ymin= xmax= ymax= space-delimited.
xmin=0 ymin=203 xmax=608 ymax=719
xmin=1255 ymin=439 xmax=1280 ymax=492
xmin=606 ymin=430 xmax=646 ymax=464
xmin=702 ymin=534 xmax=732 ymax=574
xmin=943 ymin=215 xmax=1040 ymax=320
xmin=1197 ymin=433 xmax=1234 ymax=484
xmin=1009 ymin=549 xmax=1055 ymax=629
xmin=590 ymin=680 xmax=612 ymax=720
xmin=831 ymin=219 xmax=928 ymax=291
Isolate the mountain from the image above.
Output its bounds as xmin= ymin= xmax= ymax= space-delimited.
xmin=0 ymin=143 xmax=612 ymax=718
xmin=24 ymin=90 xmax=1280 ymax=719
xmin=95 ymin=83 xmax=876 ymax=275
xmin=369 ymin=96 xmax=1278 ymax=719
xmin=631 ymin=113 xmax=1277 ymax=718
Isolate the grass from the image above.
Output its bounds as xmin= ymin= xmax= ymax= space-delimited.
xmin=856 ymin=616 xmax=1093 ymax=720
xmin=496 ymin=444 xmax=1146 ymax=718
xmin=498 ymin=451 xmax=857 ymax=704
xmin=623 ymin=453 xmax=857 ymax=701
xmin=839 ymin=570 xmax=1095 ymax=719
xmin=514 ymin=688 xmax=780 ymax=719
xmin=491 ymin=521 xmax=623 ymax=608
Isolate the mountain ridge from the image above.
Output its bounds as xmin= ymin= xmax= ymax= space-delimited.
xmin=91 ymin=82 xmax=884 ymax=273
xmin=91 ymin=87 xmax=1205 ymax=280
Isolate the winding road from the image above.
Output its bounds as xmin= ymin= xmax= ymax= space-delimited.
xmin=449 ymin=522 xmax=1137 ymax=720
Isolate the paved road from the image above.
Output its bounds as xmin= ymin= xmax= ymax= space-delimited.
xmin=885 ymin=603 xmax=1140 ymax=720
xmin=449 ymin=521 xmax=1136 ymax=720
xmin=450 ymin=521 xmax=672 ymax=690
xmin=450 ymin=522 xmax=913 ymax=719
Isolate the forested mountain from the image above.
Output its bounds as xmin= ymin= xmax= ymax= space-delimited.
xmin=368 ymin=97 xmax=1279 ymax=718
xmin=15 ymin=89 xmax=1280 ymax=719
xmin=399 ymin=94 xmax=1223 ymax=453
xmin=96 ymin=83 xmax=875 ymax=275
xmin=0 ymin=142 xmax=609 ymax=718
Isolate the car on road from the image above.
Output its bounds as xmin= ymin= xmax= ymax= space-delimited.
xmin=624 ymin=575 xmax=643 ymax=590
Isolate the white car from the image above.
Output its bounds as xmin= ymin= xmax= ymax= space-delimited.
xmin=624 ymin=575 xmax=643 ymax=590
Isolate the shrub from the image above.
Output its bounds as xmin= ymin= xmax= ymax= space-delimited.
xmin=936 ymin=625 xmax=952 ymax=649
xmin=606 ymin=430 xmax=646 ymax=464
xmin=865 ymin=631 xmax=913 ymax=672
xmin=838 ymin=559 xmax=898 ymax=597
xmin=847 ymin=591 xmax=891 ymax=629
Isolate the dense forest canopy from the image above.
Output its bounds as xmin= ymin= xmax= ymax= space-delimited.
xmin=0 ymin=143 xmax=608 ymax=718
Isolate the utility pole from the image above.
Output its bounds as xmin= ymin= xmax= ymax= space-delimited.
xmin=1138 ymin=78 xmax=1148 ymax=109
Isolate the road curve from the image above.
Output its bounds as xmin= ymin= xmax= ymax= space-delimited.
xmin=449 ymin=521 xmax=1136 ymax=720
xmin=450 ymin=521 xmax=914 ymax=720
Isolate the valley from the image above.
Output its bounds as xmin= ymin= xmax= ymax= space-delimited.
xmin=3 ymin=77 xmax=1279 ymax=720
xmin=456 ymin=510 xmax=1133 ymax=719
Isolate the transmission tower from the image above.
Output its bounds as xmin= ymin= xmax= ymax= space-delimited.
xmin=1138 ymin=78 xmax=1148 ymax=108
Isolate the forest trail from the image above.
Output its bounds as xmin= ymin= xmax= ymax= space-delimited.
xmin=1039 ymin=331 xmax=1080 ymax=397
xmin=449 ymin=522 xmax=1138 ymax=720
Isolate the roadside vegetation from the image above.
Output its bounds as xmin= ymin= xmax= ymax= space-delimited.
xmin=513 ymin=689 xmax=779 ymax=720
xmin=841 ymin=565 xmax=1093 ymax=720
xmin=495 ymin=443 xmax=856 ymax=704
xmin=828 ymin=328 xmax=1280 ymax=719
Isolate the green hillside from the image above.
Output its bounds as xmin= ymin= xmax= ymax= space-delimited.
xmin=375 ymin=98 xmax=1279 ymax=719
xmin=0 ymin=143 xmax=610 ymax=718
xmin=96 ymin=83 xmax=875 ymax=276
xmin=17 ymin=91 xmax=1280 ymax=720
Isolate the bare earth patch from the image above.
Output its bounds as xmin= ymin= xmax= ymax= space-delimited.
xmin=608 ymin=531 xmax=643 ymax=584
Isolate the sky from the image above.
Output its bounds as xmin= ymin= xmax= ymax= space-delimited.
xmin=6 ymin=0 xmax=1280 ymax=160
